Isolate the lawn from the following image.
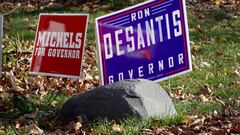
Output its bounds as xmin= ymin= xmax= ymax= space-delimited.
xmin=0 ymin=1 xmax=239 ymax=134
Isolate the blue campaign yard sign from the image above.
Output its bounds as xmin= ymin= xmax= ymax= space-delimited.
xmin=96 ymin=0 xmax=192 ymax=85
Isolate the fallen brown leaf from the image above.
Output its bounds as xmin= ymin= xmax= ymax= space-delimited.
xmin=24 ymin=110 xmax=39 ymax=119
xmin=199 ymin=94 xmax=210 ymax=102
xmin=180 ymin=127 xmax=196 ymax=135
xmin=195 ymin=25 xmax=203 ymax=33
xmin=215 ymin=50 xmax=224 ymax=56
xmin=15 ymin=120 xmax=22 ymax=129
xmin=211 ymin=0 xmax=221 ymax=6
xmin=229 ymin=97 xmax=240 ymax=108
xmin=74 ymin=122 xmax=82 ymax=133
xmin=235 ymin=81 xmax=240 ymax=88
xmin=231 ymin=122 xmax=240 ymax=133
xmin=233 ymin=69 xmax=240 ymax=77
xmin=141 ymin=129 xmax=152 ymax=134
xmin=0 ymin=103 xmax=6 ymax=112
xmin=211 ymin=128 xmax=227 ymax=135
xmin=25 ymin=124 xmax=44 ymax=134
xmin=182 ymin=119 xmax=193 ymax=126
xmin=168 ymin=127 xmax=179 ymax=134
xmin=200 ymin=61 xmax=211 ymax=68
xmin=191 ymin=47 xmax=202 ymax=54
xmin=112 ymin=124 xmax=123 ymax=133
xmin=189 ymin=117 xmax=205 ymax=127
xmin=199 ymin=85 xmax=212 ymax=95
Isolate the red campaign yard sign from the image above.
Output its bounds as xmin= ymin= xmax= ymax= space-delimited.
xmin=30 ymin=14 xmax=88 ymax=78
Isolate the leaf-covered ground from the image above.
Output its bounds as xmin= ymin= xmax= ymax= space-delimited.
xmin=0 ymin=0 xmax=240 ymax=134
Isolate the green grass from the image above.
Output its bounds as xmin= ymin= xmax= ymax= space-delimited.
xmin=0 ymin=4 xmax=239 ymax=135
xmin=0 ymin=126 xmax=26 ymax=135
xmin=92 ymin=114 xmax=185 ymax=135
xmin=162 ymin=10 xmax=239 ymax=90
xmin=39 ymin=91 xmax=69 ymax=111
xmin=175 ymin=101 xmax=221 ymax=115
xmin=121 ymin=117 xmax=152 ymax=135
xmin=2 ymin=6 xmax=113 ymax=42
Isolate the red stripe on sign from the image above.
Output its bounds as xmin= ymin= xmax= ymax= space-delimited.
xmin=99 ymin=23 xmax=108 ymax=84
xmin=179 ymin=0 xmax=188 ymax=66
xmin=165 ymin=66 xmax=188 ymax=75
xmin=99 ymin=0 xmax=165 ymax=23
xmin=165 ymin=0 xmax=189 ymax=76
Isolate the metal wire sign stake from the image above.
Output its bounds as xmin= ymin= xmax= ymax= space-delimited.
xmin=0 ymin=3 xmax=21 ymax=78
xmin=0 ymin=15 xmax=3 ymax=78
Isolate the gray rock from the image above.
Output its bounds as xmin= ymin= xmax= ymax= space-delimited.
xmin=57 ymin=79 xmax=176 ymax=123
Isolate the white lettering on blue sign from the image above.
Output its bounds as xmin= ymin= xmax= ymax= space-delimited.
xmin=108 ymin=53 xmax=185 ymax=83
xmin=131 ymin=8 xmax=151 ymax=22
xmin=96 ymin=0 xmax=192 ymax=85
xmin=103 ymin=9 xmax=182 ymax=60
